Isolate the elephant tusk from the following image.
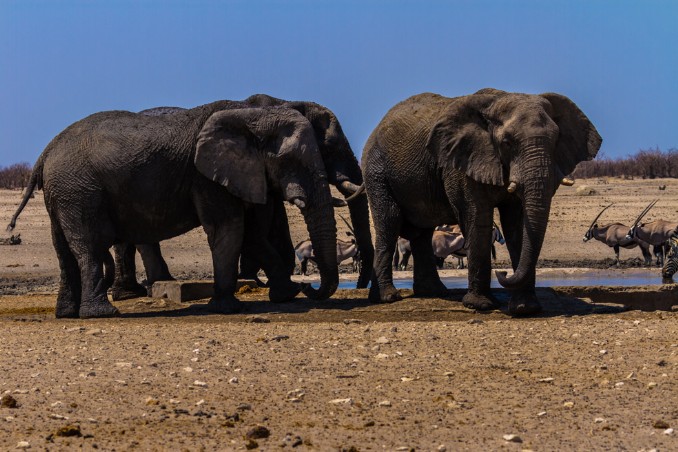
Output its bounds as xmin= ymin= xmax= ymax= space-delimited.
xmin=560 ymin=177 xmax=575 ymax=186
xmin=344 ymin=183 xmax=366 ymax=202
xmin=507 ymin=181 xmax=518 ymax=193
xmin=340 ymin=180 xmax=362 ymax=194
xmin=292 ymin=198 xmax=306 ymax=209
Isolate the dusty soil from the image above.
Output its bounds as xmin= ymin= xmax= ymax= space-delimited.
xmin=0 ymin=179 xmax=677 ymax=450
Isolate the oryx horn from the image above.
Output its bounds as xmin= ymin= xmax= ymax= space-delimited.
xmin=588 ymin=203 xmax=614 ymax=230
xmin=632 ymin=199 xmax=658 ymax=226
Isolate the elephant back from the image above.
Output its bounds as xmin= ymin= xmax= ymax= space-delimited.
xmin=372 ymin=93 xmax=453 ymax=156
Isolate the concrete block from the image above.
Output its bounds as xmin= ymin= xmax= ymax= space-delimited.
xmin=151 ymin=279 xmax=258 ymax=303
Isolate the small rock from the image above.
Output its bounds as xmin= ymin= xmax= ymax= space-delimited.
xmin=244 ymin=439 xmax=258 ymax=450
xmin=237 ymin=403 xmax=252 ymax=411
xmin=246 ymin=425 xmax=270 ymax=440
xmin=375 ymin=336 xmax=390 ymax=344
xmin=599 ymin=350 xmax=607 ymax=355
xmin=467 ymin=319 xmax=484 ymax=325
xmin=247 ymin=316 xmax=270 ymax=323
xmin=183 ymin=367 xmax=193 ymax=373
xmin=563 ymin=402 xmax=574 ymax=408
xmin=664 ymin=428 xmax=674 ymax=435
xmin=375 ymin=353 xmax=389 ymax=359
xmin=55 ymin=425 xmax=81 ymax=437
xmin=286 ymin=389 xmax=305 ymax=402
xmin=653 ymin=420 xmax=670 ymax=429
xmin=145 ymin=397 xmax=159 ymax=406
xmin=228 ymin=377 xmax=239 ymax=384
xmin=193 ymin=380 xmax=207 ymax=388
xmin=594 ymin=417 xmax=606 ymax=423
xmin=196 ymin=399 xmax=205 ymax=406
xmin=329 ymin=398 xmax=354 ymax=405
xmin=49 ymin=414 xmax=68 ymax=420
xmin=437 ymin=446 xmax=447 ymax=452
xmin=16 ymin=441 xmax=30 ymax=449
xmin=268 ymin=335 xmax=289 ymax=342
xmin=538 ymin=377 xmax=554 ymax=383
xmin=378 ymin=400 xmax=391 ymax=407
xmin=537 ymin=411 xmax=547 ymax=417
xmin=1 ymin=394 xmax=18 ymax=408
xmin=400 ymin=377 xmax=414 ymax=382
xmin=648 ymin=382 xmax=658 ymax=388
xmin=503 ymin=434 xmax=522 ymax=443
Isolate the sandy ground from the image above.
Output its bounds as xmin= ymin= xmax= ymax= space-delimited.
xmin=0 ymin=179 xmax=677 ymax=450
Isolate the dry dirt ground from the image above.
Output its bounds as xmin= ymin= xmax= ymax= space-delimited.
xmin=0 ymin=179 xmax=677 ymax=451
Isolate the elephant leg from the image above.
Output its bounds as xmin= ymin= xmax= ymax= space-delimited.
xmin=49 ymin=219 xmax=81 ymax=318
xmin=193 ymin=187 xmax=244 ymax=314
xmin=461 ymin=206 xmax=499 ymax=311
xmin=138 ymin=243 xmax=174 ymax=287
xmin=392 ymin=249 xmax=399 ymax=270
xmin=366 ymin=187 xmax=402 ymax=304
xmin=244 ymin=201 xmax=299 ymax=300
xmin=269 ymin=197 xmax=296 ymax=276
xmin=242 ymin=229 xmax=301 ymax=303
xmin=59 ymin=217 xmax=119 ymax=318
xmin=409 ymin=228 xmax=448 ymax=298
xmin=498 ymin=201 xmax=541 ymax=316
xmin=111 ymin=243 xmax=147 ymax=301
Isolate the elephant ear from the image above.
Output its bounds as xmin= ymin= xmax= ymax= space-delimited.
xmin=426 ymin=93 xmax=504 ymax=186
xmin=541 ymin=92 xmax=603 ymax=176
xmin=195 ymin=110 xmax=267 ymax=204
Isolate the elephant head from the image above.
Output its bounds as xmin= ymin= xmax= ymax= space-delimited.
xmin=195 ymin=107 xmax=339 ymax=300
xmin=245 ymin=94 xmax=374 ymax=288
xmin=428 ymin=89 xmax=602 ymax=290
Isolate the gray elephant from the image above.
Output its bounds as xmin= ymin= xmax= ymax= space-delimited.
xmin=363 ymin=88 xmax=601 ymax=315
xmin=9 ymin=103 xmax=339 ymax=318
xmin=111 ymin=95 xmax=373 ymax=298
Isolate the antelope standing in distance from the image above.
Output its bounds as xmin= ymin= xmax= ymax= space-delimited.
xmin=393 ymin=223 xmax=505 ymax=270
xmin=295 ymin=215 xmax=361 ymax=275
xmin=583 ymin=203 xmax=652 ymax=266
xmin=625 ymin=200 xmax=678 ymax=266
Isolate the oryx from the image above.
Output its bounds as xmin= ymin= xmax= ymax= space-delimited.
xmin=583 ymin=203 xmax=652 ymax=266
xmin=626 ymin=200 xmax=678 ymax=266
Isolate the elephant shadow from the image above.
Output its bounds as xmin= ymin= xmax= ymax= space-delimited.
xmin=117 ymin=287 xmax=627 ymax=320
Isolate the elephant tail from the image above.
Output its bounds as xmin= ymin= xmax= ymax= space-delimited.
xmin=7 ymin=156 xmax=44 ymax=232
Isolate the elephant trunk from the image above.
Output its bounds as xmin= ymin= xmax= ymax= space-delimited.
xmin=301 ymin=181 xmax=339 ymax=300
xmin=497 ymin=144 xmax=555 ymax=289
xmin=336 ymin=179 xmax=374 ymax=289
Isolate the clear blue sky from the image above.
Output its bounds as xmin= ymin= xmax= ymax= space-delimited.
xmin=1 ymin=0 xmax=676 ymax=167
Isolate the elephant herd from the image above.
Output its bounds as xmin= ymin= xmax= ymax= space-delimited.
xmin=7 ymin=88 xmax=602 ymax=318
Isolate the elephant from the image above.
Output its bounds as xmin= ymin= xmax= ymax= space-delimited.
xmin=362 ymin=88 xmax=601 ymax=315
xmin=110 ymin=95 xmax=373 ymax=298
xmin=8 ymin=103 xmax=339 ymax=318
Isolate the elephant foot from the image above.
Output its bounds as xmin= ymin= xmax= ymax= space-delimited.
xmin=268 ymin=280 xmax=302 ymax=303
xmin=370 ymin=285 xmax=402 ymax=304
xmin=55 ymin=302 xmax=79 ymax=319
xmin=79 ymin=298 xmax=120 ymax=319
xmin=206 ymin=296 xmax=244 ymax=314
xmin=111 ymin=282 xmax=148 ymax=301
xmin=508 ymin=292 xmax=542 ymax=317
xmin=462 ymin=291 xmax=500 ymax=311
xmin=413 ymin=279 xmax=449 ymax=299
